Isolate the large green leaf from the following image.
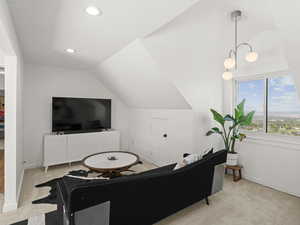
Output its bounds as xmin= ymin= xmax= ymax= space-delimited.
xmin=232 ymin=134 xmax=239 ymax=139
xmin=212 ymin=127 xmax=222 ymax=134
xmin=224 ymin=114 xmax=235 ymax=122
xmin=237 ymin=99 xmax=245 ymax=116
xmin=210 ymin=109 xmax=225 ymax=126
xmin=234 ymin=108 xmax=242 ymax=121
xmin=240 ymin=111 xmax=255 ymax=126
xmin=206 ymin=130 xmax=214 ymax=136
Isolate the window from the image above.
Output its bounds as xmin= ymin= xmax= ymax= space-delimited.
xmin=237 ymin=79 xmax=264 ymax=132
xmin=235 ymin=75 xmax=300 ymax=136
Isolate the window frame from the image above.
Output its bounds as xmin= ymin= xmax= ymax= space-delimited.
xmin=233 ymin=71 xmax=300 ymax=139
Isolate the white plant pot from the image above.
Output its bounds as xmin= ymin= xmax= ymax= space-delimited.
xmin=227 ymin=153 xmax=239 ymax=166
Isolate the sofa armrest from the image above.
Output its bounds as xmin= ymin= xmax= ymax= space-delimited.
xmin=211 ymin=163 xmax=225 ymax=194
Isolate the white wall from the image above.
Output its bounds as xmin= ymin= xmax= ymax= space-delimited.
xmin=23 ymin=64 xmax=129 ymax=168
xmin=129 ymin=109 xmax=196 ymax=166
xmin=224 ymin=77 xmax=300 ymax=197
xmin=128 ymin=0 xmax=300 ymax=197
xmin=215 ymin=0 xmax=300 ymax=198
xmin=237 ymin=137 xmax=300 ymax=197
xmin=0 ymin=73 xmax=4 ymax=90
xmin=0 ymin=0 xmax=24 ymax=212
xmin=97 ymin=39 xmax=191 ymax=109
xmin=132 ymin=3 xmax=225 ymax=160
xmin=0 ymin=49 xmax=4 ymax=67
xmin=220 ymin=20 xmax=300 ymax=196
xmin=94 ymin=2 xmax=226 ymax=166
xmin=0 ymin=50 xmax=4 ymax=91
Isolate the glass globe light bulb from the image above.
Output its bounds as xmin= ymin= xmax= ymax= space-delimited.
xmin=245 ymin=51 xmax=258 ymax=62
xmin=224 ymin=57 xmax=236 ymax=69
xmin=222 ymin=71 xmax=233 ymax=80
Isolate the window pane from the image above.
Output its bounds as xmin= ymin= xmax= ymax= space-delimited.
xmin=268 ymin=76 xmax=300 ymax=136
xmin=237 ymin=79 xmax=264 ymax=132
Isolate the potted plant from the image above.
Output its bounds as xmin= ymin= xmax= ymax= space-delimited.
xmin=206 ymin=99 xmax=255 ymax=165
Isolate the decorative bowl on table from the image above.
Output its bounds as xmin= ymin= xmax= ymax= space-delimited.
xmin=107 ymin=156 xmax=117 ymax=161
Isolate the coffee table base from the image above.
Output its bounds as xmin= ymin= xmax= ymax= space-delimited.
xmin=90 ymin=168 xmax=136 ymax=179
xmin=97 ymin=171 xmax=122 ymax=179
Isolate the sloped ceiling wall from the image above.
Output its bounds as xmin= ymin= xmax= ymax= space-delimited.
xmin=93 ymin=0 xmax=300 ymax=152
xmin=142 ymin=2 xmax=227 ymax=112
xmin=95 ymin=1 xmax=228 ymax=111
xmin=96 ymin=39 xmax=191 ymax=109
xmin=95 ymin=0 xmax=300 ymax=110
xmin=95 ymin=1 xmax=230 ymax=150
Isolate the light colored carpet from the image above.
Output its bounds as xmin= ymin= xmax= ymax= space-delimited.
xmin=0 ymin=161 xmax=299 ymax=225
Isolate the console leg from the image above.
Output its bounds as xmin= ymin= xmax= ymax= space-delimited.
xmin=45 ymin=167 xmax=48 ymax=173
xmin=205 ymin=197 xmax=209 ymax=205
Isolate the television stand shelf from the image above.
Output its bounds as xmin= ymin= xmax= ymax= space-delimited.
xmin=43 ymin=130 xmax=120 ymax=172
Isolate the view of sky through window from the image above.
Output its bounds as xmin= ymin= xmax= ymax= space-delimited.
xmin=236 ymin=75 xmax=300 ymax=135
xmin=237 ymin=79 xmax=264 ymax=131
xmin=268 ymin=76 xmax=300 ymax=135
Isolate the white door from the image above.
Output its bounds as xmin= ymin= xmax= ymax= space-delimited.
xmin=150 ymin=117 xmax=169 ymax=166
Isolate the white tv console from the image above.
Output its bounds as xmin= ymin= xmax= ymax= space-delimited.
xmin=43 ymin=130 xmax=120 ymax=172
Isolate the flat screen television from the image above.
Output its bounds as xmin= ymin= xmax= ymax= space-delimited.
xmin=52 ymin=97 xmax=111 ymax=133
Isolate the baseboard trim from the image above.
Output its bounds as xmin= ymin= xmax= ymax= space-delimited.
xmin=244 ymin=174 xmax=300 ymax=198
xmin=3 ymin=167 xmax=24 ymax=213
xmin=17 ymin=167 xmax=25 ymax=204
xmin=132 ymin=151 xmax=159 ymax=167
xmin=2 ymin=201 xmax=18 ymax=212
xmin=24 ymin=162 xmax=41 ymax=169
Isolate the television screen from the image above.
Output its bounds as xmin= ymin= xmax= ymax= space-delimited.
xmin=52 ymin=97 xmax=111 ymax=133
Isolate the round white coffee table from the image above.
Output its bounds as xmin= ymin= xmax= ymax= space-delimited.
xmin=82 ymin=151 xmax=140 ymax=178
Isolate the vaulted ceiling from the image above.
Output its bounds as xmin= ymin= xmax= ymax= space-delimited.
xmin=7 ymin=0 xmax=300 ymax=109
xmin=7 ymin=0 xmax=199 ymax=69
xmin=7 ymin=0 xmax=300 ymax=72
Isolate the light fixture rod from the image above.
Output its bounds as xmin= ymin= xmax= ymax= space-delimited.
xmin=230 ymin=10 xmax=254 ymax=70
xmin=234 ymin=12 xmax=238 ymax=69
xmin=222 ymin=10 xmax=258 ymax=80
xmin=237 ymin=42 xmax=253 ymax=52
xmin=228 ymin=49 xmax=235 ymax=58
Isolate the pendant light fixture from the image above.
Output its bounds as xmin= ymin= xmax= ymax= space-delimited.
xmin=223 ymin=10 xmax=258 ymax=80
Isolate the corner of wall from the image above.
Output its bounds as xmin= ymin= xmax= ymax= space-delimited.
xmin=16 ymin=165 xmax=25 ymax=202
xmin=2 ymin=163 xmax=24 ymax=213
xmin=2 ymin=201 xmax=18 ymax=213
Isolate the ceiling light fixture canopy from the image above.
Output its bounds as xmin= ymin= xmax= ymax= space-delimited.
xmin=86 ymin=6 xmax=101 ymax=16
xmin=222 ymin=10 xmax=258 ymax=80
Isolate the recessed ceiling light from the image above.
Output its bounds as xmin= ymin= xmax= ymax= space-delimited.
xmin=86 ymin=6 xmax=101 ymax=16
xmin=66 ymin=48 xmax=75 ymax=53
